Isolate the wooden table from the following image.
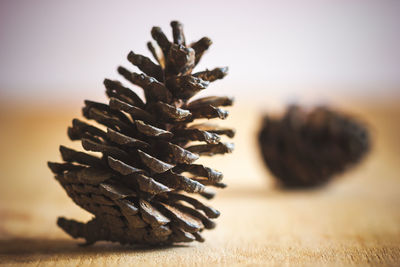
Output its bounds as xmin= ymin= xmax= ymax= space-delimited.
xmin=1 ymin=100 xmax=399 ymax=266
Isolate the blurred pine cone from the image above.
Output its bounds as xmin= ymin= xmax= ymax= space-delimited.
xmin=48 ymin=20 xmax=234 ymax=246
xmin=258 ymin=105 xmax=370 ymax=188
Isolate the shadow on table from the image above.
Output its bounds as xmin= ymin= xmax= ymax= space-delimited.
xmin=0 ymin=237 xmax=186 ymax=264
xmin=219 ymin=182 xmax=329 ymax=199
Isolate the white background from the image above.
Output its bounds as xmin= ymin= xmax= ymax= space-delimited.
xmin=1 ymin=0 xmax=399 ymax=105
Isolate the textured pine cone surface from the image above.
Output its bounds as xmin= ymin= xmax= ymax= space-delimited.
xmin=48 ymin=21 xmax=234 ymax=246
xmin=258 ymin=105 xmax=370 ymax=188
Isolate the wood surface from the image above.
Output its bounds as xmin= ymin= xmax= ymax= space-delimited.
xmin=0 ymin=99 xmax=399 ymax=266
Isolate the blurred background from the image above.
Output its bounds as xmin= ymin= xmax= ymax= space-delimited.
xmin=1 ymin=0 xmax=400 ymax=105
xmin=0 ymin=1 xmax=400 ymax=263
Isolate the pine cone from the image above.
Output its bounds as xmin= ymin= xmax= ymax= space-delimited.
xmin=48 ymin=21 xmax=234 ymax=246
xmin=258 ymin=105 xmax=370 ymax=188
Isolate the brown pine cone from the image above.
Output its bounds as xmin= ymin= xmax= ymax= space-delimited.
xmin=258 ymin=105 xmax=370 ymax=188
xmin=48 ymin=20 xmax=234 ymax=246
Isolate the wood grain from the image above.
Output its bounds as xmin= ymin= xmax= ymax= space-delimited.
xmin=0 ymin=100 xmax=399 ymax=266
